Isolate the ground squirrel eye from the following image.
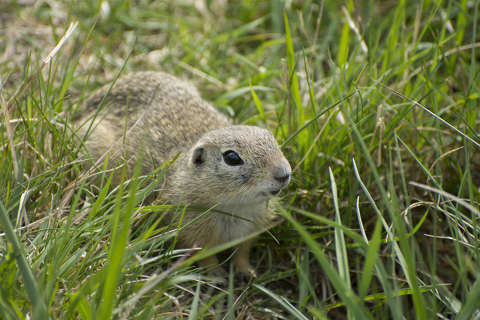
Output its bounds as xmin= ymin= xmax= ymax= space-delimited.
xmin=222 ymin=150 xmax=244 ymax=166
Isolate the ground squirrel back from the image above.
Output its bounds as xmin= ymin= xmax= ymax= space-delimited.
xmin=77 ymin=71 xmax=291 ymax=276
xmin=77 ymin=71 xmax=229 ymax=172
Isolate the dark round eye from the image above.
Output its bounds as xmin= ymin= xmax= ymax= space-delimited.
xmin=222 ymin=150 xmax=244 ymax=166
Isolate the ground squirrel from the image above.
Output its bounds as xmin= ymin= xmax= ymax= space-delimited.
xmin=77 ymin=71 xmax=291 ymax=276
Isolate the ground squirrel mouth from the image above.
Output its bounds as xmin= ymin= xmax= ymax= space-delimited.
xmin=260 ymin=189 xmax=281 ymax=197
xmin=269 ymin=189 xmax=281 ymax=196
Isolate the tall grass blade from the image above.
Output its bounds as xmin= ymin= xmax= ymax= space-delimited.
xmin=250 ymin=82 xmax=265 ymax=121
xmin=97 ymin=170 xmax=137 ymax=319
xmin=188 ymin=282 xmax=201 ymax=320
xmin=456 ymin=276 xmax=480 ymax=320
xmin=281 ymin=93 xmax=354 ymax=148
xmin=254 ymin=284 xmax=310 ymax=320
xmin=0 ymin=201 xmax=48 ymax=319
xmin=329 ymin=168 xmax=351 ymax=289
xmin=345 ymin=107 xmax=427 ymax=319
xmin=338 ymin=6 xmax=350 ymax=68
xmin=387 ymin=86 xmax=480 ymax=150
xmin=278 ymin=207 xmax=372 ymax=319
xmin=358 ymin=218 xmax=382 ymax=299
xmin=409 ymin=181 xmax=480 ymax=218
xmin=283 ymin=11 xmax=305 ymax=138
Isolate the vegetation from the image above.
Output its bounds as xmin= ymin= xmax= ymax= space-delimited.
xmin=1 ymin=0 xmax=479 ymax=318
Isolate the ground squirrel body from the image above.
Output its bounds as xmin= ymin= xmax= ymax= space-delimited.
xmin=77 ymin=71 xmax=291 ymax=276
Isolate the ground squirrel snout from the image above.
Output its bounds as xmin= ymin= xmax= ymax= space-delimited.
xmin=77 ymin=71 xmax=291 ymax=276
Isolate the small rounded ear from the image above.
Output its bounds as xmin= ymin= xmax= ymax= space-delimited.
xmin=192 ymin=146 xmax=205 ymax=166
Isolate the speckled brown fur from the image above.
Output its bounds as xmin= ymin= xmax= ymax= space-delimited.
xmin=76 ymin=71 xmax=291 ymax=276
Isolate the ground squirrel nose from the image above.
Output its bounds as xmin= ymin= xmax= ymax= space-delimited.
xmin=273 ymin=166 xmax=291 ymax=184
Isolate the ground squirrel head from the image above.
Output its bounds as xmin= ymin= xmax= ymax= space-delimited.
xmin=171 ymin=125 xmax=291 ymax=206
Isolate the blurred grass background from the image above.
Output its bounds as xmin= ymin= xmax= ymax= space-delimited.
xmin=1 ymin=0 xmax=479 ymax=318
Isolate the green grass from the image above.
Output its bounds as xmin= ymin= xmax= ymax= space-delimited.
xmin=1 ymin=0 xmax=480 ymax=318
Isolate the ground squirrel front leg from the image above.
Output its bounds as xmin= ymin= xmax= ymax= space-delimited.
xmin=197 ymin=255 xmax=227 ymax=277
xmin=197 ymin=255 xmax=227 ymax=276
xmin=234 ymin=240 xmax=257 ymax=278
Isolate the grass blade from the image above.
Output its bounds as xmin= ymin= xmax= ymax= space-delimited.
xmin=97 ymin=170 xmax=137 ymax=319
xmin=281 ymin=93 xmax=354 ymax=148
xmin=250 ymin=82 xmax=265 ymax=121
xmin=278 ymin=207 xmax=372 ymax=319
xmin=0 ymin=201 xmax=48 ymax=319
xmin=386 ymin=86 xmax=480 ymax=150
xmin=254 ymin=284 xmax=310 ymax=320
xmin=358 ymin=218 xmax=382 ymax=299
xmin=345 ymin=106 xmax=428 ymax=319
xmin=284 ymin=10 xmax=305 ymax=139
xmin=456 ymin=276 xmax=480 ymax=320
xmin=329 ymin=167 xmax=351 ymax=290
xmin=188 ymin=282 xmax=201 ymax=320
